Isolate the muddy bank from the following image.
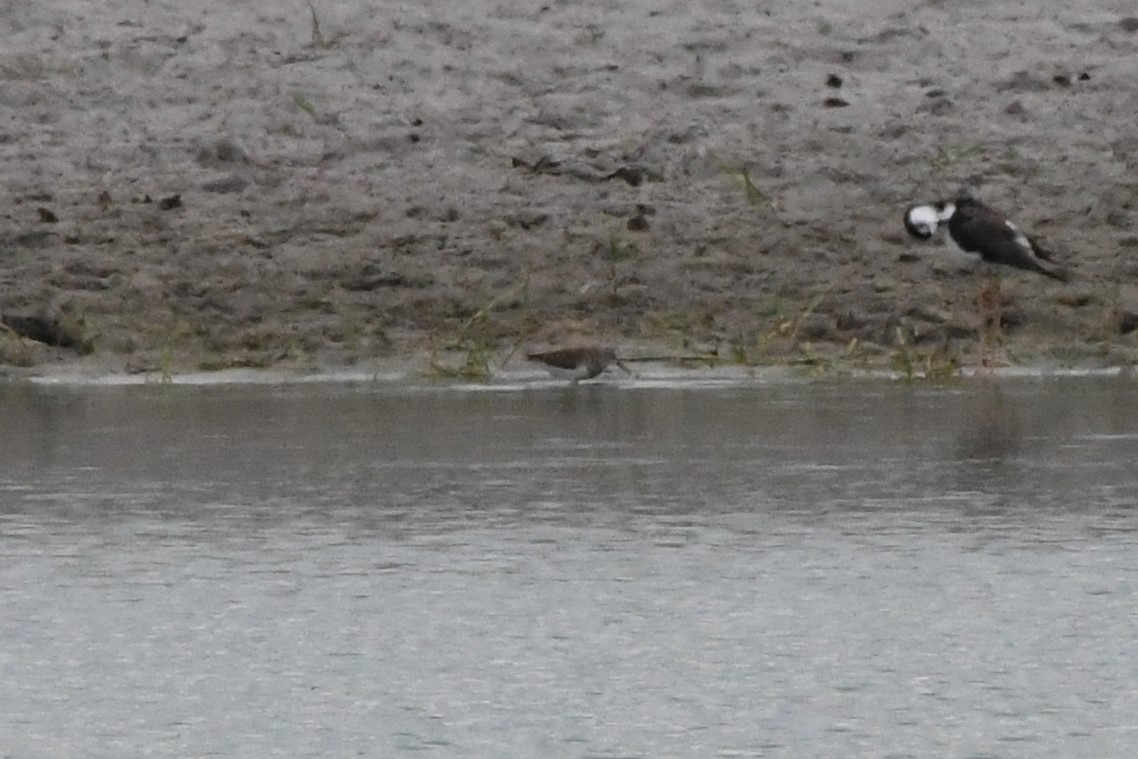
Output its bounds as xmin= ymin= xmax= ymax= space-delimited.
xmin=2 ymin=0 xmax=1137 ymax=379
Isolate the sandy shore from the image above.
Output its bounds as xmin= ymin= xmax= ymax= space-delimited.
xmin=2 ymin=0 xmax=1137 ymax=379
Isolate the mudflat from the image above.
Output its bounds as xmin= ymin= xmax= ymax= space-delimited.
xmin=2 ymin=0 xmax=1137 ymax=378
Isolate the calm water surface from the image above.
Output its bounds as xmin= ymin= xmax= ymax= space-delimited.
xmin=2 ymin=376 xmax=1138 ymax=758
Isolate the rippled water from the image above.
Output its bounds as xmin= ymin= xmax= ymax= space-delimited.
xmin=2 ymin=376 xmax=1138 ymax=757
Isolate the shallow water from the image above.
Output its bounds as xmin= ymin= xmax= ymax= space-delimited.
xmin=2 ymin=376 xmax=1138 ymax=758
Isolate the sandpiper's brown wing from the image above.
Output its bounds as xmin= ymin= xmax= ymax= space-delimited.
xmin=528 ymin=347 xmax=615 ymax=368
xmin=526 ymin=348 xmax=580 ymax=369
xmin=527 ymin=347 xmax=619 ymax=379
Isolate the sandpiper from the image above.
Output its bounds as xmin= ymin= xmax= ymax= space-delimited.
xmin=526 ymin=346 xmax=629 ymax=383
xmin=903 ymin=195 xmax=1068 ymax=282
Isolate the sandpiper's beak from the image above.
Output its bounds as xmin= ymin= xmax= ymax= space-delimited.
xmin=615 ymin=359 xmax=632 ymax=374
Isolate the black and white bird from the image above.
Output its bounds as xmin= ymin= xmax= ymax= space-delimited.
xmin=903 ymin=195 xmax=1068 ymax=282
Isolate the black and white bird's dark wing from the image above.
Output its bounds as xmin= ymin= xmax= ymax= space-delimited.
xmin=948 ymin=201 xmax=1068 ymax=281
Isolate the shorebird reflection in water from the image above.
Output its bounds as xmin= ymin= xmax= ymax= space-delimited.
xmin=903 ymin=194 xmax=1069 ymax=362
xmin=526 ymin=346 xmax=629 ymax=383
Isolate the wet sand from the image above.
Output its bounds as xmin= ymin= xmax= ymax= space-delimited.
xmin=2 ymin=0 xmax=1137 ymax=379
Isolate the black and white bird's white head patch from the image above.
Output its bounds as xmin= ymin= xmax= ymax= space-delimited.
xmin=903 ymin=201 xmax=956 ymax=239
